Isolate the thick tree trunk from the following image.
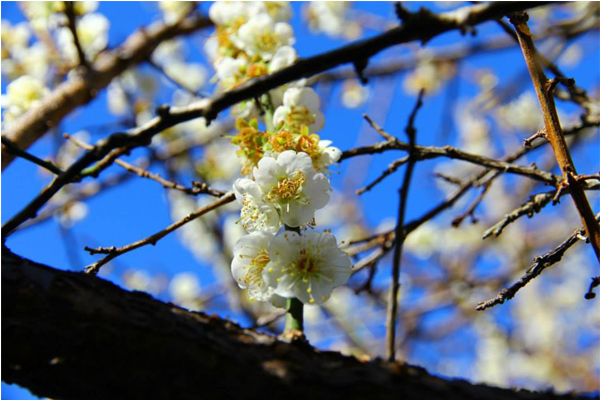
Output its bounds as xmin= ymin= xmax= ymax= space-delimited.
xmin=2 ymin=247 xmax=586 ymax=400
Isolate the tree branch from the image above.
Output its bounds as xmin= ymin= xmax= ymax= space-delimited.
xmin=509 ymin=12 xmax=600 ymax=263
xmin=1 ymin=14 xmax=213 ymax=171
xmin=2 ymin=247 xmax=587 ymax=400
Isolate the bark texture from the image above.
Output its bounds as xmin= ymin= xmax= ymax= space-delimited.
xmin=2 ymin=247 xmax=588 ymax=400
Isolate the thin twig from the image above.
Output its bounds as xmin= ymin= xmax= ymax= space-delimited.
xmin=509 ymin=12 xmax=600 ymax=263
xmin=65 ymin=134 xmax=227 ymax=197
xmin=476 ymin=214 xmax=600 ymax=310
xmin=1 ymin=136 xmax=64 ymax=176
xmin=84 ymin=192 xmax=235 ymax=274
xmin=483 ymin=182 xmax=600 ymax=239
xmin=386 ymin=90 xmax=424 ymax=362
xmin=584 ymin=277 xmax=600 ymax=300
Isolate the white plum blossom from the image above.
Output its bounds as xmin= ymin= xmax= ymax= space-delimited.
xmin=231 ymin=231 xmax=275 ymax=301
xmin=169 ymin=272 xmax=201 ymax=307
xmin=1 ymin=75 xmax=48 ymax=122
xmin=209 ymin=1 xmax=253 ymax=26
xmin=254 ymin=151 xmax=330 ymax=227
xmin=273 ymin=87 xmax=325 ymax=132
xmin=233 ymin=178 xmax=281 ymax=234
xmin=265 ymin=230 xmax=352 ymax=304
xmin=159 ymin=1 xmax=194 ymax=24
xmin=268 ymin=46 xmax=297 ymax=73
xmin=215 ymin=56 xmax=248 ymax=90
xmin=315 ymin=140 xmax=342 ymax=171
xmin=163 ymin=61 xmax=207 ymax=92
xmin=57 ymin=13 xmax=109 ymax=63
xmin=232 ymin=13 xmax=294 ymax=61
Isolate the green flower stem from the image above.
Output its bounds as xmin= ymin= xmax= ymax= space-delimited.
xmin=283 ymin=224 xmax=304 ymax=333
xmin=284 ymin=297 xmax=304 ymax=332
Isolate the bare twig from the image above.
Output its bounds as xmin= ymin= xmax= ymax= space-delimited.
xmin=476 ymin=214 xmax=600 ymax=311
xmin=510 ymin=12 xmax=600 ymax=263
xmin=65 ymin=134 xmax=227 ymax=197
xmin=386 ymin=90 xmax=424 ymax=361
xmin=84 ymin=192 xmax=235 ymax=274
xmin=483 ymin=182 xmax=600 ymax=239
xmin=342 ymin=131 xmax=560 ymax=185
xmin=1 ymin=136 xmax=64 ymax=176
xmin=584 ymin=277 xmax=600 ymax=300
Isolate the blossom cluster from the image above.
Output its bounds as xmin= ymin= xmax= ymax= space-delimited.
xmin=207 ymin=1 xmax=352 ymax=306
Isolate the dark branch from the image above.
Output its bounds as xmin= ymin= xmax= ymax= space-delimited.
xmin=2 ymin=247 xmax=587 ymax=400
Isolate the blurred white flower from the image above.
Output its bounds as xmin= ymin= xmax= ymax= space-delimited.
xmin=495 ymin=91 xmax=543 ymax=132
xmin=169 ymin=272 xmax=201 ymax=305
xmin=163 ymin=61 xmax=207 ymax=92
xmin=305 ymin=2 xmax=351 ymax=38
xmin=209 ymin=1 xmax=252 ymax=26
xmin=273 ymin=87 xmax=325 ymax=132
xmin=341 ymin=79 xmax=369 ymax=108
xmin=268 ymin=45 xmax=297 ymax=73
xmin=265 ymin=230 xmax=352 ymax=304
xmin=159 ymin=1 xmax=194 ymax=24
xmin=314 ymin=140 xmax=342 ymax=172
xmin=57 ymin=13 xmax=110 ymax=63
xmin=231 ymin=231 xmax=275 ymax=301
xmin=254 ymin=151 xmax=330 ymax=227
xmin=1 ymin=75 xmax=49 ymax=122
xmin=232 ymin=13 xmax=294 ymax=61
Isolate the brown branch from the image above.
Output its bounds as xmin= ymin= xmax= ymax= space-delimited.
xmin=386 ymin=90 xmax=424 ymax=361
xmin=83 ymin=192 xmax=235 ymax=274
xmin=1 ymin=1 xmax=554 ymax=238
xmin=65 ymin=134 xmax=226 ymax=197
xmin=3 ymin=247 xmax=586 ymax=400
xmin=476 ymin=214 xmax=600 ymax=311
xmin=482 ymin=182 xmax=600 ymax=239
xmin=342 ymin=132 xmax=560 ymax=185
xmin=509 ymin=12 xmax=600 ymax=263
xmin=1 ymin=14 xmax=214 ymax=171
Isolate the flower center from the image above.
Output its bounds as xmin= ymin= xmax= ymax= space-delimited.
xmin=268 ymin=171 xmax=306 ymax=203
xmin=257 ymin=30 xmax=279 ymax=52
xmin=241 ymin=249 xmax=270 ymax=287
xmin=296 ymin=255 xmax=318 ymax=274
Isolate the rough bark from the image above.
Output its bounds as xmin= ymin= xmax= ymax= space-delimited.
xmin=2 ymin=247 xmax=587 ymax=400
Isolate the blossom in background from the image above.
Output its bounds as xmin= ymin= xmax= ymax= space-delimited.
xmin=159 ymin=1 xmax=194 ymax=24
xmin=254 ymin=151 xmax=330 ymax=227
xmin=273 ymin=87 xmax=325 ymax=132
xmin=341 ymin=79 xmax=370 ymax=108
xmin=265 ymin=230 xmax=352 ymax=304
xmin=305 ymin=2 xmax=360 ymax=39
xmin=233 ymin=178 xmax=282 ymax=234
xmin=1 ymin=75 xmax=48 ymax=122
xmin=231 ymin=13 xmax=294 ymax=61
xmin=169 ymin=272 xmax=201 ymax=308
xmin=495 ymin=91 xmax=544 ymax=132
xmin=231 ymin=231 xmax=275 ymax=301
xmin=56 ymin=13 xmax=110 ymax=64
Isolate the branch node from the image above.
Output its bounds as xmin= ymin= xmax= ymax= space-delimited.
xmin=353 ymin=59 xmax=369 ymax=85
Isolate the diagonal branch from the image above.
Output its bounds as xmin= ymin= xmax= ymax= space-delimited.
xmin=83 ymin=192 xmax=235 ymax=274
xmin=509 ymin=12 xmax=600 ymax=263
xmin=476 ymin=214 xmax=600 ymax=311
xmin=3 ymin=247 xmax=586 ymax=400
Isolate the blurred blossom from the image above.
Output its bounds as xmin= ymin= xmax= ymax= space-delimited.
xmin=558 ymin=43 xmax=583 ymax=68
xmin=169 ymin=272 xmax=201 ymax=307
xmin=1 ymin=75 xmax=49 ymax=122
xmin=305 ymin=2 xmax=361 ymax=40
xmin=341 ymin=79 xmax=369 ymax=109
xmin=56 ymin=13 xmax=110 ymax=64
xmin=159 ymin=1 xmax=194 ymax=24
xmin=163 ymin=61 xmax=207 ymax=92
xmin=404 ymin=58 xmax=456 ymax=95
xmin=495 ymin=91 xmax=543 ymax=133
